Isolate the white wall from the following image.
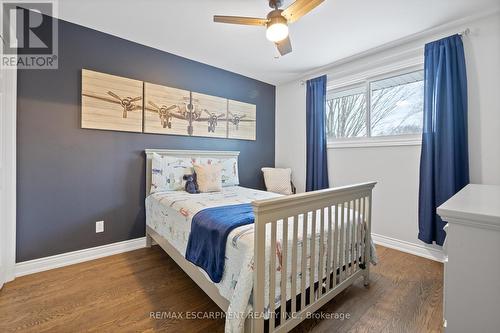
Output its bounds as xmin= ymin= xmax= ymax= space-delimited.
xmin=465 ymin=14 xmax=500 ymax=185
xmin=275 ymin=12 xmax=500 ymax=259
xmin=275 ymin=81 xmax=307 ymax=192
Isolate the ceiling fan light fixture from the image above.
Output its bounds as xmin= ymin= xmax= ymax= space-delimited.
xmin=214 ymin=0 xmax=325 ymax=56
xmin=265 ymin=15 xmax=288 ymax=42
xmin=266 ymin=22 xmax=288 ymax=42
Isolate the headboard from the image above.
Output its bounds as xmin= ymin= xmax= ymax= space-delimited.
xmin=144 ymin=149 xmax=240 ymax=196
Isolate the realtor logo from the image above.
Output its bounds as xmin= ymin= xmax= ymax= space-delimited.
xmin=1 ymin=1 xmax=58 ymax=69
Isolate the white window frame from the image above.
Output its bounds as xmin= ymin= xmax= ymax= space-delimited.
xmin=327 ymin=64 xmax=424 ymax=149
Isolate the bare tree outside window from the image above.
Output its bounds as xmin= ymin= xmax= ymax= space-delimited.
xmin=326 ymin=70 xmax=424 ymax=140
xmin=326 ymin=87 xmax=366 ymax=139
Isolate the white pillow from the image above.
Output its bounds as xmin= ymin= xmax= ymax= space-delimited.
xmin=193 ymin=163 xmax=223 ymax=193
xmin=261 ymin=167 xmax=293 ymax=195
xmin=150 ymin=154 xmax=193 ymax=193
xmin=199 ymin=157 xmax=239 ymax=187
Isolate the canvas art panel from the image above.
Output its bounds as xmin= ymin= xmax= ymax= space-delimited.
xmin=81 ymin=69 xmax=143 ymax=133
xmin=227 ymin=99 xmax=256 ymax=140
xmin=191 ymin=92 xmax=227 ymax=138
xmin=143 ymin=82 xmax=191 ymax=135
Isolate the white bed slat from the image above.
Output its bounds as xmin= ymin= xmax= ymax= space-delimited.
xmin=341 ymin=202 xmax=347 ymax=282
xmin=291 ymin=214 xmax=299 ymax=313
xmin=325 ymin=206 xmax=332 ymax=292
xmin=364 ymin=195 xmax=372 ymax=285
xmin=309 ymin=210 xmax=317 ymax=306
xmin=354 ymin=198 xmax=359 ymax=272
xmin=318 ymin=208 xmax=325 ymax=297
xmin=300 ymin=213 xmax=307 ymax=309
xmin=347 ymin=200 xmax=352 ymax=276
xmin=280 ymin=217 xmax=288 ymax=324
xmin=352 ymin=200 xmax=358 ymax=273
xmin=361 ymin=197 xmax=366 ymax=267
xmin=269 ymin=221 xmax=277 ymax=330
xmin=332 ymin=203 xmax=339 ymax=288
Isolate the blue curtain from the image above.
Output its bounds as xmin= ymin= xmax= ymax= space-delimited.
xmin=306 ymin=75 xmax=329 ymax=191
xmin=418 ymin=35 xmax=469 ymax=246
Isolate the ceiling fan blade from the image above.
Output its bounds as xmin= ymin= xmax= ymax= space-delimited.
xmin=213 ymin=15 xmax=268 ymax=26
xmin=282 ymin=0 xmax=324 ymax=23
xmin=276 ymin=36 xmax=292 ymax=56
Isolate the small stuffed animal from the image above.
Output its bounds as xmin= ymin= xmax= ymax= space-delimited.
xmin=183 ymin=174 xmax=200 ymax=194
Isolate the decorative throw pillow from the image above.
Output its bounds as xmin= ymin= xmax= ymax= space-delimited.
xmin=150 ymin=154 xmax=194 ymax=193
xmin=150 ymin=153 xmax=167 ymax=193
xmin=220 ymin=157 xmax=239 ymax=187
xmin=198 ymin=157 xmax=239 ymax=187
xmin=261 ymin=167 xmax=293 ymax=195
xmin=193 ymin=163 xmax=223 ymax=193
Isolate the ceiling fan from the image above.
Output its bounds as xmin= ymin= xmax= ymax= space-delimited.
xmin=214 ymin=0 xmax=324 ymax=56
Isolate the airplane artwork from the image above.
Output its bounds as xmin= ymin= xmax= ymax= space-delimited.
xmin=144 ymin=84 xmax=256 ymax=140
xmin=106 ymin=91 xmax=142 ymax=118
xmin=81 ymin=69 xmax=144 ymax=133
xmin=201 ymin=109 xmax=225 ymax=133
xmin=146 ymin=101 xmax=178 ymax=129
xmin=81 ymin=69 xmax=256 ymax=140
xmin=82 ymin=90 xmax=143 ymax=119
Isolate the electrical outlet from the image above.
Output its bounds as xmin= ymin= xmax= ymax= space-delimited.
xmin=95 ymin=220 xmax=104 ymax=233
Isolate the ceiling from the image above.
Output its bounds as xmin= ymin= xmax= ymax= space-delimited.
xmin=57 ymin=0 xmax=499 ymax=85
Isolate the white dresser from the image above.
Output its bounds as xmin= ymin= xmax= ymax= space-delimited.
xmin=437 ymin=184 xmax=500 ymax=333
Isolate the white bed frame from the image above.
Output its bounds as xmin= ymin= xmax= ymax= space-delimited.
xmin=145 ymin=149 xmax=375 ymax=333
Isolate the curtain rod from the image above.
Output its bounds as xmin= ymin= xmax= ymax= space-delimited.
xmin=458 ymin=28 xmax=471 ymax=36
xmin=299 ymin=27 xmax=471 ymax=86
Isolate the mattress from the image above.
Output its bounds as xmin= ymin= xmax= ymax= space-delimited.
xmin=146 ymin=186 xmax=369 ymax=333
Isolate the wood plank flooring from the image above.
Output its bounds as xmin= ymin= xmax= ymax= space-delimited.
xmin=0 ymin=245 xmax=443 ymax=333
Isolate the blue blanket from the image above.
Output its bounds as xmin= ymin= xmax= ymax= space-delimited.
xmin=185 ymin=203 xmax=254 ymax=283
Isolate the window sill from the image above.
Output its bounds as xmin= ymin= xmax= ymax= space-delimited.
xmin=327 ymin=136 xmax=422 ymax=149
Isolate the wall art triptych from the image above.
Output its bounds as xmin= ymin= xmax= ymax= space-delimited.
xmin=81 ymin=69 xmax=256 ymax=140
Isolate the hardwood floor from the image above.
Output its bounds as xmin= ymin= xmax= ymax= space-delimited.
xmin=0 ymin=245 xmax=443 ymax=333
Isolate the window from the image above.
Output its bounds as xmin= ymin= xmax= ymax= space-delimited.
xmin=326 ymin=70 xmax=424 ymax=143
xmin=326 ymin=85 xmax=367 ymax=139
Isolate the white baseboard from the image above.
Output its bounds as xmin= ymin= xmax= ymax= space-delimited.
xmin=15 ymin=237 xmax=147 ymax=277
xmin=13 ymin=233 xmax=443 ymax=278
xmin=371 ymin=233 xmax=446 ymax=262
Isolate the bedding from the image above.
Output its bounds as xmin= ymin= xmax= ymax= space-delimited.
xmin=186 ymin=203 xmax=255 ymax=282
xmin=150 ymin=153 xmax=194 ymax=192
xmin=150 ymin=154 xmax=239 ymax=194
xmin=193 ymin=162 xmax=223 ymax=192
xmin=146 ymin=186 xmax=376 ymax=333
xmin=199 ymin=156 xmax=239 ymax=187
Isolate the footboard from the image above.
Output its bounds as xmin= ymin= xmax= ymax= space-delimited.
xmin=252 ymin=182 xmax=376 ymax=333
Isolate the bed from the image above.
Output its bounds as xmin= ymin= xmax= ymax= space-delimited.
xmin=145 ymin=149 xmax=376 ymax=333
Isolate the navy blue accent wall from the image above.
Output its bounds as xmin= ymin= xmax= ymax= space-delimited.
xmin=16 ymin=17 xmax=275 ymax=262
